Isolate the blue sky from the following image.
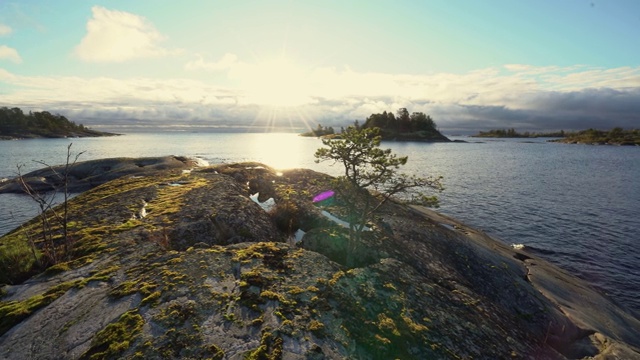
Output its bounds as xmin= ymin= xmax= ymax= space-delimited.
xmin=1 ymin=0 xmax=639 ymax=133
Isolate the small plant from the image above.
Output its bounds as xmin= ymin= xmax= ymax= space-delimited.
xmin=148 ymin=225 xmax=171 ymax=251
xmin=269 ymin=201 xmax=300 ymax=234
xmin=14 ymin=143 xmax=84 ymax=267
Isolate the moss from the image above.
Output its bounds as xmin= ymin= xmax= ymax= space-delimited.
xmin=244 ymin=330 xmax=283 ymax=360
xmin=287 ymin=286 xmax=306 ymax=295
xmin=328 ymin=271 xmax=345 ymax=286
xmin=233 ymin=242 xmax=291 ymax=271
xmin=140 ymin=291 xmax=161 ymax=306
xmin=109 ymin=281 xmax=139 ymax=298
xmin=307 ymin=320 xmax=325 ymax=332
xmin=44 ymin=261 xmax=71 ymax=275
xmin=377 ymin=313 xmax=400 ymax=336
xmin=0 ymin=280 xmax=79 ymax=336
xmin=0 ymin=232 xmax=42 ymax=284
xmin=208 ymin=344 xmax=225 ymax=359
xmin=251 ymin=316 xmax=264 ymax=326
xmin=80 ymin=310 xmax=144 ymax=360
xmin=116 ymin=219 xmax=142 ymax=231
xmin=259 ymin=290 xmax=291 ymax=304
xmin=375 ymin=334 xmax=391 ymax=345
xmin=155 ymin=301 xmax=198 ymax=327
xmin=80 ymin=265 xmax=120 ymax=287
xmin=401 ymin=311 xmax=429 ymax=333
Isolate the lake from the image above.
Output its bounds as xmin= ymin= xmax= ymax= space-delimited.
xmin=1 ymin=132 xmax=639 ymax=314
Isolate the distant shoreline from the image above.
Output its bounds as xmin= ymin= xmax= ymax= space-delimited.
xmin=0 ymin=131 xmax=120 ymax=141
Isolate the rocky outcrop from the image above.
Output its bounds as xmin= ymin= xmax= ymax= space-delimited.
xmin=0 ymin=162 xmax=639 ymax=359
xmin=0 ymin=156 xmax=199 ymax=194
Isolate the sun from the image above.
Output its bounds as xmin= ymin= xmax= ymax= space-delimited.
xmin=241 ymin=56 xmax=314 ymax=107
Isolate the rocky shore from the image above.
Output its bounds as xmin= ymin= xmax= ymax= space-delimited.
xmin=0 ymin=159 xmax=638 ymax=359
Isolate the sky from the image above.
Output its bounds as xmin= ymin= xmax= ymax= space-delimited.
xmin=1 ymin=0 xmax=639 ymax=134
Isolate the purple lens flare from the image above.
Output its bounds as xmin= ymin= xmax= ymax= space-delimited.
xmin=313 ymin=190 xmax=334 ymax=203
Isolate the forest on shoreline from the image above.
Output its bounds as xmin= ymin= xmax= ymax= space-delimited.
xmin=473 ymin=127 xmax=639 ymax=145
xmin=0 ymin=107 xmax=116 ymax=140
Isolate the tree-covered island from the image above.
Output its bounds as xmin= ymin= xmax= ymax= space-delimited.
xmin=299 ymin=124 xmax=335 ymax=137
xmin=362 ymin=108 xmax=450 ymax=142
xmin=0 ymin=107 xmax=117 ymax=140
xmin=472 ymin=127 xmax=639 ymax=145
xmin=472 ymin=128 xmax=567 ymax=138
xmin=549 ymin=128 xmax=640 ymax=146
xmin=302 ymin=108 xmax=450 ymax=142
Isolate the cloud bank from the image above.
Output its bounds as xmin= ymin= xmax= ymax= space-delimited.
xmin=74 ymin=6 xmax=176 ymax=62
xmin=2 ymin=58 xmax=640 ymax=133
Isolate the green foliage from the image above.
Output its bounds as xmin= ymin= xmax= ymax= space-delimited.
xmin=300 ymin=124 xmax=335 ymax=137
xmin=0 ymin=233 xmax=41 ymax=284
xmin=558 ymin=127 xmax=640 ymax=145
xmin=315 ymin=125 xmax=442 ymax=266
xmin=0 ymin=280 xmax=79 ymax=336
xmin=0 ymin=107 xmax=110 ymax=138
xmin=473 ymin=128 xmax=567 ymax=138
xmin=81 ymin=310 xmax=144 ymax=360
xmin=362 ymin=108 xmax=441 ymax=137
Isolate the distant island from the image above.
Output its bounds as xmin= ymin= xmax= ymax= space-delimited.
xmin=550 ymin=128 xmax=640 ymax=146
xmin=302 ymin=108 xmax=450 ymax=142
xmin=362 ymin=108 xmax=450 ymax=142
xmin=472 ymin=128 xmax=567 ymax=138
xmin=299 ymin=124 xmax=336 ymax=137
xmin=0 ymin=107 xmax=117 ymax=140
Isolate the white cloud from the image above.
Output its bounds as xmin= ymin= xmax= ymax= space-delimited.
xmin=0 ymin=24 xmax=12 ymax=36
xmin=0 ymin=45 xmax=22 ymax=63
xmin=185 ymin=53 xmax=238 ymax=71
xmin=2 ymin=62 xmax=639 ymax=132
xmin=74 ymin=6 xmax=175 ymax=62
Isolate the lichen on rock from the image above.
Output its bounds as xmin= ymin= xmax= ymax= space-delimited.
xmin=0 ymin=160 xmax=639 ymax=359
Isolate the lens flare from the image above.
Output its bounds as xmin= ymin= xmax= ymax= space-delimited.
xmin=313 ymin=190 xmax=334 ymax=203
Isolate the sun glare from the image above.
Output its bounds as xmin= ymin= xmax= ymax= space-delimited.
xmin=249 ymin=133 xmax=306 ymax=169
xmin=241 ymin=57 xmax=314 ymax=107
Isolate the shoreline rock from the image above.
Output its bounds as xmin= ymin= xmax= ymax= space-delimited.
xmin=0 ymin=155 xmax=201 ymax=194
xmin=0 ymin=161 xmax=638 ymax=359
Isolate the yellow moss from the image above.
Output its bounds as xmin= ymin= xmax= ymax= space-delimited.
xmin=402 ymin=313 xmax=429 ymax=332
xmin=260 ymin=290 xmax=291 ymax=304
xmin=383 ymin=282 xmax=397 ymax=290
xmin=141 ymin=291 xmax=161 ymax=306
xmin=287 ymin=286 xmax=306 ymax=295
xmin=307 ymin=320 xmax=324 ymax=331
xmin=110 ymin=281 xmax=139 ymax=298
xmin=377 ymin=313 xmax=400 ymax=336
xmin=328 ymin=271 xmax=345 ymax=286
xmin=84 ymin=310 xmax=144 ymax=359
xmin=84 ymin=265 xmax=120 ymax=284
xmin=0 ymin=279 xmax=80 ymax=336
xmin=375 ymin=334 xmax=391 ymax=345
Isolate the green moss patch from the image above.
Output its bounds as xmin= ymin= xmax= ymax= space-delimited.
xmin=0 ymin=280 xmax=79 ymax=336
xmin=80 ymin=310 xmax=144 ymax=360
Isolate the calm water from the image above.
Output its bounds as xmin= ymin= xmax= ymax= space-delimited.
xmin=1 ymin=133 xmax=639 ymax=314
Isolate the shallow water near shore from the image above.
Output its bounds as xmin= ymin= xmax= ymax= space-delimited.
xmin=1 ymin=132 xmax=639 ymax=314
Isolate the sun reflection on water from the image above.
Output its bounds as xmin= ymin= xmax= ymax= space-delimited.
xmin=248 ymin=133 xmax=308 ymax=170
